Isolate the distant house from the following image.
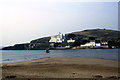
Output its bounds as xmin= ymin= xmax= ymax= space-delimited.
xmin=29 ymin=44 xmax=36 ymax=49
xmin=80 ymin=40 xmax=108 ymax=48
xmin=80 ymin=40 xmax=99 ymax=47
xmin=67 ymin=38 xmax=75 ymax=43
xmin=101 ymin=41 xmax=109 ymax=48
xmin=49 ymin=32 xmax=66 ymax=43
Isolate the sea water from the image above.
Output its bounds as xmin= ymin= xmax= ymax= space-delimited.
xmin=1 ymin=49 xmax=119 ymax=64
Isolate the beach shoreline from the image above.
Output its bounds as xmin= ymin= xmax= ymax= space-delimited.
xmin=2 ymin=57 xmax=120 ymax=78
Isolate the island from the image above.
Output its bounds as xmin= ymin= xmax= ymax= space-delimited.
xmin=2 ymin=29 xmax=120 ymax=50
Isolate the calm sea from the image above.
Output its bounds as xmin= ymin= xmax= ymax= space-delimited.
xmin=1 ymin=49 xmax=119 ymax=64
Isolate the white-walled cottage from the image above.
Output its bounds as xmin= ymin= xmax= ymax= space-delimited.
xmin=49 ymin=33 xmax=66 ymax=43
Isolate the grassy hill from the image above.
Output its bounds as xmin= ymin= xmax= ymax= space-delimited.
xmin=30 ymin=37 xmax=50 ymax=44
xmin=72 ymin=29 xmax=119 ymax=41
xmin=2 ymin=29 xmax=120 ymax=50
xmin=30 ymin=29 xmax=120 ymax=44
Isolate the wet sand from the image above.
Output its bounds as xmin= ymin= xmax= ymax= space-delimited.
xmin=2 ymin=57 xmax=120 ymax=78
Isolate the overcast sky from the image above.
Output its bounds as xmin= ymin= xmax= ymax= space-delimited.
xmin=0 ymin=0 xmax=119 ymax=46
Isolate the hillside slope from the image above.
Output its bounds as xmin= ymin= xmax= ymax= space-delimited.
xmin=2 ymin=29 xmax=120 ymax=50
xmin=72 ymin=29 xmax=119 ymax=40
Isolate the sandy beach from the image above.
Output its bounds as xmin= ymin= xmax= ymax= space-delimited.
xmin=2 ymin=57 xmax=120 ymax=79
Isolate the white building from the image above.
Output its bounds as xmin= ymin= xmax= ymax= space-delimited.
xmin=80 ymin=40 xmax=108 ymax=48
xmin=80 ymin=40 xmax=101 ymax=47
xmin=67 ymin=38 xmax=75 ymax=43
xmin=101 ymin=42 xmax=109 ymax=48
xmin=49 ymin=33 xmax=66 ymax=43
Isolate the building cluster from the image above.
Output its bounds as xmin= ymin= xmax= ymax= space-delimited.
xmin=80 ymin=40 xmax=108 ymax=48
xmin=49 ymin=32 xmax=75 ymax=43
xmin=49 ymin=33 xmax=109 ymax=49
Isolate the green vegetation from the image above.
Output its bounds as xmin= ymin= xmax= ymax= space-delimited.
xmin=2 ymin=43 xmax=29 ymax=50
xmin=2 ymin=29 xmax=120 ymax=50
xmin=30 ymin=37 xmax=50 ymax=43
xmin=30 ymin=43 xmax=50 ymax=50
xmin=55 ymin=42 xmax=74 ymax=47
xmin=72 ymin=29 xmax=119 ymax=41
